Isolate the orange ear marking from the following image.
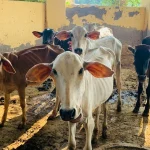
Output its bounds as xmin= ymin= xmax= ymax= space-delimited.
xmin=85 ymin=62 xmax=114 ymax=78
xmin=55 ymin=31 xmax=70 ymax=41
xmin=2 ymin=58 xmax=16 ymax=74
xmin=32 ymin=31 xmax=42 ymax=38
xmin=87 ymin=31 xmax=100 ymax=40
xmin=26 ymin=63 xmax=52 ymax=83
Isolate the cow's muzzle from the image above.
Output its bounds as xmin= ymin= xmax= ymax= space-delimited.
xmin=74 ymin=48 xmax=83 ymax=55
xmin=138 ymin=75 xmax=146 ymax=83
xmin=60 ymin=108 xmax=76 ymax=121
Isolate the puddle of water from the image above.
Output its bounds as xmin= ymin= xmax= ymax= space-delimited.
xmin=108 ymin=90 xmax=138 ymax=106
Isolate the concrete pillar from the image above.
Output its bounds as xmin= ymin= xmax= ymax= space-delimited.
xmin=141 ymin=0 xmax=150 ymax=36
xmin=45 ymin=0 xmax=66 ymax=30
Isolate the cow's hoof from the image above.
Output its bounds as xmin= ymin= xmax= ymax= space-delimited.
xmin=142 ymin=112 xmax=149 ymax=117
xmin=92 ymin=137 xmax=98 ymax=144
xmin=0 ymin=123 xmax=4 ymax=128
xmin=102 ymin=126 xmax=107 ymax=139
xmin=133 ymin=108 xmax=139 ymax=113
xmin=18 ymin=123 xmax=25 ymax=129
xmin=102 ymin=131 xmax=107 ymax=139
xmin=67 ymin=145 xmax=76 ymax=150
xmin=117 ymin=105 xmax=121 ymax=112
xmin=48 ymin=111 xmax=57 ymax=120
xmin=92 ymin=128 xmax=99 ymax=143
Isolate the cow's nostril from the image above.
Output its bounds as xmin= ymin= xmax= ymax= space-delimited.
xmin=59 ymin=109 xmax=63 ymax=116
xmin=74 ymin=49 xmax=78 ymax=53
xmin=70 ymin=108 xmax=75 ymax=119
xmin=74 ymin=48 xmax=83 ymax=55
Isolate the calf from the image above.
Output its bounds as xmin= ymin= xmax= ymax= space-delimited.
xmin=26 ymin=48 xmax=115 ymax=149
xmin=0 ymin=45 xmax=64 ymax=128
xmin=56 ymin=26 xmax=122 ymax=112
xmin=33 ymin=29 xmax=71 ymax=94
xmin=32 ymin=29 xmax=71 ymax=51
xmin=128 ymin=44 xmax=150 ymax=116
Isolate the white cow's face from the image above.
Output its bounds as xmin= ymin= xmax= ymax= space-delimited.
xmin=26 ymin=51 xmax=114 ymax=123
xmin=55 ymin=26 xmax=100 ymax=58
xmin=71 ymin=26 xmax=89 ymax=57
xmin=53 ymin=52 xmax=85 ymax=122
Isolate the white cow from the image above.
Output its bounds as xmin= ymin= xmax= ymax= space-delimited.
xmin=56 ymin=26 xmax=122 ymax=113
xmin=26 ymin=48 xmax=115 ymax=150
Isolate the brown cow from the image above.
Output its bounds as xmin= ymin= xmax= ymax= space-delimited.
xmin=0 ymin=45 xmax=64 ymax=129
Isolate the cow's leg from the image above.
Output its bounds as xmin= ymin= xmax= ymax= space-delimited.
xmin=116 ymin=61 xmax=122 ymax=112
xmin=102 ymin=102 xmax=107 ymax=139
xmin=48 ymin=95 xmax=60 ymax=120
xmin=0 ymin=93 xmax=10 ymax=127
xmin=133 ymin=82 xmax=143 ymax=113
xmin=83 ymin=116 xmax=94 ymax=150
xmin=67 ymin=122 xmax=76 ymax=150
xmin=18 ymin=87 xmax=26 ymax=129
xmin=143 ymin=80 xmax=150 ymax=116
xmin=92 ymin=106 xmax=101 ymax=142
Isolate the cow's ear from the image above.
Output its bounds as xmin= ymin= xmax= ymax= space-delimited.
xmin=55 ymin=31 xmax=71 ymax=41
xmin=26 ymin=63 xmax=53 ymax=83
xmin=84 ymin=61 xmax=114 ymax=78
xmin=128 ymin=45 xmax=135 ymax=54
xmin=32 ymin=31 xmax=43 ymax=38
xmin=87 ymin=31 xmax=100 ymax=40
xmin=1 ymin=57 xmax=16 ymax=74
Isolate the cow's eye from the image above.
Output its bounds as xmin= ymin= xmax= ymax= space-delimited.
xmin=79 ymin=68 xmax=84 ymax=75
xmin=85 ymin=34 xmax=87 ymax=37
xmin=53 ymin=69 xmax=57 ymax=75
xmin=70 ymin=33 xmax=73 ymax=38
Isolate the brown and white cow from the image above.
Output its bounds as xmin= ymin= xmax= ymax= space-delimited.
xmin=26 ymin=47 xmax=115 ymax=149
xmin=0 ymin=45 xmax=64 ymax=129
xmin=55 ymin=26 xmax=122 ymax=113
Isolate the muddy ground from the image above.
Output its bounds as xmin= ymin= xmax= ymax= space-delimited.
xmin=0 ymin=47 xmax=150 ymax=150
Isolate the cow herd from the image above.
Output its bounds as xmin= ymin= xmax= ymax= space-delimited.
xmin=0 ymin=23 xmax=150 ymax=150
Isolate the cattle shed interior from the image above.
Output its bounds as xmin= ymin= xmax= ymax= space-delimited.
xmin=0 ymin=0 xmax=150 ymax=150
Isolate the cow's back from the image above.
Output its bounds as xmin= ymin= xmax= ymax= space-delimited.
xmin=3 ymin=45 xmax=64 ymax=89
xmin=91 ymin=36 xmax=122 ymax=62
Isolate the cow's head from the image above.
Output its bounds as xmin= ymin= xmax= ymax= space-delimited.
xmin=32 ymin=28 xmax=56 ymax=45
xmin=83 ymin=23 xmax=97 ymax=32
xmin=128 ymin=44 xmax=150 ymax=83
xmin=142 ymin=36 xmax=150 ymax=45
xmin=26 ymin=52 xmax=113 ymax=123
xmin=0 ymin=54 xmax=16 ymax=74
xmin=55 ymin=26 xmax=100 ymax=57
